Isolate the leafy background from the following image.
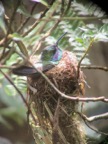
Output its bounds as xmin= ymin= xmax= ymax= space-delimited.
xmin=0 ymin=0 xmax=108 ymax=144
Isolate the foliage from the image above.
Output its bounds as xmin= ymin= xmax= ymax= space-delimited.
xmin=0 ymin=0 xmax=108 ymax=130
xmin=0 ymin=77 xmax=27 ymax=128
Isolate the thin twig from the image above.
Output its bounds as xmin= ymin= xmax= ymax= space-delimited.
xmin=0 ymin=65 xmax=14 ymax=69
xmin=21 ymin=16 xmax=108 ymax=22
xmin=77 ymin=112 xmax=108 ymax=135
xmin=77 ymin=38 xmax=95 ymax=79
xmin=0 ymin=46 xmax=14 ymax=64
xmin=22 ymin=0 xmax=55 ymax=37
xmin=17 ymin=3 xmax=37 ymax=33
xmin=0 ymin=69 xmax=37 ymax=125
xmin=44 ymin=102 xmax=68 ymax=143
xmin=22 ymin=17 xmax=41 ymax=37
xmin=81 ymin=112 xmax=108 ymax=122
xmin=52 ymin=98 xmax=60 ymax=144
xmin=84 ymin=118 xmax=108 ymax=136
xmin=1 ymin=0 xmax=21 ymax=59
xmin=32 ymin=1 xmax=60 ymax=36
xmin=0 ymin=34 xmax=13 ymax=48
xmin=65 ymin=0 xmax=72 ymax=13
xmin=81 ymin=65 xmax=108 ymax=71
xmin=31 ymin=20 xmax=60 ymax=56
xmin=61 ymin=0 xmax=65 ymax=14
xmin=15 ymin=40 xmax=29 ymax=57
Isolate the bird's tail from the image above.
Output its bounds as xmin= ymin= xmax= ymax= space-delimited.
xmin=12 ymin=66 xmax=36 ymax=76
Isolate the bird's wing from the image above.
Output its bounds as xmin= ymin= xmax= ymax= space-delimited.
xmin=12 ymin=63 xmax=55 ymax=76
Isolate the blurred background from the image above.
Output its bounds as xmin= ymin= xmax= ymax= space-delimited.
xmin=0 ymin=0 xmax=108 ymax=144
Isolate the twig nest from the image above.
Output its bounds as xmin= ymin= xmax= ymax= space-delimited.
xmin=28 ymin=51 xmax=86 ymax=144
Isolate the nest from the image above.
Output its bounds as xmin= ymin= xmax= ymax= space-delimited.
xmin=28 ymin=51 xmax=86 ymax=144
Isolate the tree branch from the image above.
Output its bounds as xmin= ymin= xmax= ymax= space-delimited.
xmin=1 ymin=0 xmax=21 ymax=59
xmin=77 ymin=112 xmax=108 ymax=135
xmin=77 ymin=38 xmax=95 ymax=79
xmin=0 ymin=69 xmax=37 ymax=125
xmin=79 ymin=112 xmax=108 ymax=122
xmin=17 ymin=3 xmax=37 ymax=33
xmin=31 ymin=19 xmax=60 ymax=56
xmin=81 ymin=65 xmax=108 ymax=72
xmin=22 ymin=0 xmax=57 ymax=37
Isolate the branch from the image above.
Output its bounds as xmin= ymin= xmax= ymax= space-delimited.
xmin=0 ymin=65 xmax=14 ymax=69
xmin=0 ymin=46 xmax=14 ymax=64
xmin=64 ymin=0 xmax=72 ymax=13
xmin=15 ymin=40 xmax=29 ymax=57
xmin=84 ymin=117 xmax=108 ymax=136
xmin=81 ymin=65 xmax=108 ymax=72
xmin=22 ymin=0 xmax=57 ymax=37
xmin=83 ymin=112 xmax=108 ymax=122
xmin=77 ymin=112 xmax=108 ymax=135
xmin=38 ymin=16 xmax=108 ymax=21
xmin=17 ymin=3 xmax=37 ymax=33
xmin=1 ymin=1 xmax=21 ymax=58
xmin=0 ymin=69 xmax=37 ymax=125
xmin=81 ymin=112 xmax=108 ymax=122
xmin=31 ymin=20 xmax=60 ymax=56
xmin=77 ymin=38 xmax=95 ymax=79
xmin=44 ymin=101 xmax=68 ymax=143
xmin=0 ymin=34 xmax=12 ymax=51
xmin=30 ymin=1 xmax=61 ymax=55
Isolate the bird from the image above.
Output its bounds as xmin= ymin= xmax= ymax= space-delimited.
xmin=12 ymin=32 xmax=84 ymax=94
xmin=12 ymin=32 xmax=66 ymax=77
xmin=12 ymin=33 xmax=86 ymax=144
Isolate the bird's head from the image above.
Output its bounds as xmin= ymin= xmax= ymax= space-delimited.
xmin=41 ymin=32 xmax=67 ymax=63
xmin=40 ymin=45 xmax=62 ymax=63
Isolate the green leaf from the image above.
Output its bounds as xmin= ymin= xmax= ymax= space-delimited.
xmin=75 ymin=38 xmax=84 ymax=44
xmin=79 ymin=27 xmax=88 ymax=32
xmin=95 ymin=33 xmax=108 ymax=42
xmin=32 ymin=0 xmax=49 ymax=7
xmin=99 ymin=24 xmax=108 ymax=33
